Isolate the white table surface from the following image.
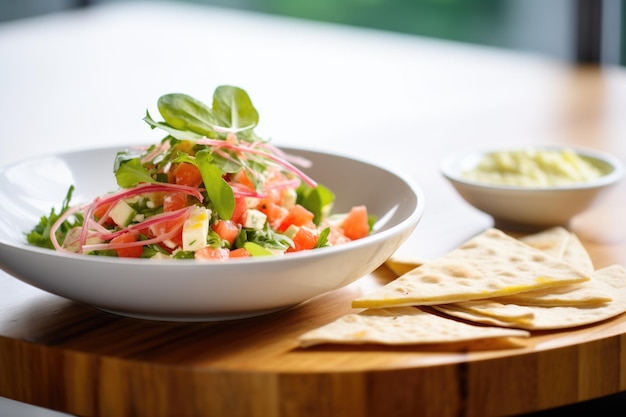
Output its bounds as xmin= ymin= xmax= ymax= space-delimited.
xmin=2 ymin=1 xmax=623 ymax=416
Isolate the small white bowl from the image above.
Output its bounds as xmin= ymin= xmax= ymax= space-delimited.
xmin=440 ymin=145 xmax=624 ymax=231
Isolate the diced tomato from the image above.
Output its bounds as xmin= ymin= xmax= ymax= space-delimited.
xmin=212 ymin=219 xmax=240 ymax=246
xmin=341 ymin=205 xmax=370 ymax=240
xmin=277 ymin=204 xmax=315 ymax=232
xmin=93 ymin=201 xmax=117 ymax=226
xmin=326 ymin=225 xmax=352 ymax=245
xmin=287 ymin=226 xmax=320 ymax=252
xmin=110 ymin=232 xmax=144 ymax=258
xmin=174 ymin=163 xmax=203 ymax=187
xmin=258 ymin=201 xmax=288 ymax=227
xmin=195 ymin=247 xmax=230 ymax=261
xmin=265 ymin=169 xmax=288 ymax=187
xmin=166 ymin=167 xmax=176 ymax=184
xmin=259 ymin=188 xmax=282 ymax=205
xmin=93 ymin=201 xmax=113 ymax=220
xmin=150 ymin=192 xmax=190 ymax=249
xmin=231 ymin=197 xmax=248 ymax=224
xmin=233 ymin=170 xmax=255 ymax=190
xmin=150 ymin=215 xmax=186 ymax=249
xmin=163 ymin=192 xmax=188 ymax=212
xmin=229 ymin=248 xmax=251 ymax=258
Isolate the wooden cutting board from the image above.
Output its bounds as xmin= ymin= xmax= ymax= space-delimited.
xmin=1 ymin=259 xmax=626 ymax=417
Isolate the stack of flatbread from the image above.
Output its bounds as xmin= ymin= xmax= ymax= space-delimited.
xmin=298 ymin=227 xmax=626 ymax=348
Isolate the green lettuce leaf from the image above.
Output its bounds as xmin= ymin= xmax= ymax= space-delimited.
xmin=196 ymin=149 xmax=235 ymax=220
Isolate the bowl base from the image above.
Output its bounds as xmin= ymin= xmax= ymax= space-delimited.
xmin=493 ymin=218 xmax=569 ymax=234
xmin=98 ymin=305 xmax=296 ymax=322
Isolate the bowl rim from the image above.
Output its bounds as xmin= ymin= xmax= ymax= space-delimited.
xmin=440 ymin=144 xmax=625 ymax=192
xmin=0 ymin=144 xmax=426 ymax=268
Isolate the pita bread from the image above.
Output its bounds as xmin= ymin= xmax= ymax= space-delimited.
xmin=384 ymin=256 xmax=424 ymax=276
xmin=494 ymin=229 xmax=604 ymax=306
xmin=352 ymin=229 xmax=590 ymax=309
xmin=561 ymin=232 xmax=594 ymax=273
xmin=434 ymin=265 xmax=626 ymax=330
xmin=297 ymin=306 xmax=530 ymax=347
xmin=492 ymin=278 xmax=612 ymax=307
xmin=520 ymin=227 xmax=570 ymax=259
xmin=432 ymin=304 xmax=530 ymax=328
xmin=448 ymin=300 xmax=535 ymax=324
xmin=520 ymin=227 xmax=594 ymax=273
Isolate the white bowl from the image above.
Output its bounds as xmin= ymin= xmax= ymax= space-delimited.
xmin=0 ymin=146 xmax=424 ymax=321
xmin=440 ymin=145 xmax=624 ymax=231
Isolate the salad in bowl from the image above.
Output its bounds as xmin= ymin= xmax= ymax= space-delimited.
xmin=27 ymin=86 xmax=373 ymax=261
xmin=0 ymin=84 xmax=423 ymax=320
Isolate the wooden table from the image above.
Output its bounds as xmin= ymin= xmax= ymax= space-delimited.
xmin=1 ymin=3 xmax=626 ymax=417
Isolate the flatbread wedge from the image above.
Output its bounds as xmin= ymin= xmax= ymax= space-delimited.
xmin=492 ymin=277 xmax=612 ymax=307
xmin=445 ymin=300 xmax=535 ymax=324
xmin=297 ymin=306 xmax=530 ymax=347
xmin=519 ymin=226 xmax=570 ymax=259
xmin=496 ymin=228 xmax=604 ymax=306
xmin=352 ymin=229 xmax=590 ymax=309
xmin=434 ymin=265 xmax=626 ymax=330
xmin=560 ymin=232 xmax=594 ymax=273
xmin=520 ymin=226 xmax=594 ymax=273
xmin=384 ymin=255 xmax=424 ymax=276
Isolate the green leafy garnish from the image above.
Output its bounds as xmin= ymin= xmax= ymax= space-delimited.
xmin=297 ymin=183 xmax=335 ymax=225
xmin=26 ymin=186 xmax=82 ymax=249
xmin=243 ymin=241 xmax=274 ymax=257
xmin=140 ymin=243 xmax=170 ymax=258
xmin=212 ymin=85 xmax=259 ymax=139
xmin=154 ymin=86 xmax=259 ymax=140
xmin=173 ymin=251 xmax=195 ymax=259
xmin=235 ymin=223 xmax=293 ymax=252
xmin=157 ymin=93 xmax=220 ymax=137
xmin=196 ymin=149 xmax=235 ymax=220
xmin=143 ymin=110 xmax=203 ymax=141
xmin=114 ymin=157 xmax=157 ymax=188
xmin=315 ymin=227 xmax=331 ymax=248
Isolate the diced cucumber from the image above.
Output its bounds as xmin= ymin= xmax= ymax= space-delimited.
xmin=110 ymin=200 xmax=137 ymax=227
xmin=283 ymin=224 xmax=299 ymax=239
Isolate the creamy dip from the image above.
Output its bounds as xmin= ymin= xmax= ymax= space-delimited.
xmin=463 ymin=148 xmax=603 ymax=186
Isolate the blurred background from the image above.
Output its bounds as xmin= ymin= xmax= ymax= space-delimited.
xmin=1 ymin=0 xmax=624 ymax=66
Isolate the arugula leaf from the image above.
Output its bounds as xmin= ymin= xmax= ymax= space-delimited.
xmin=196 ymin=149 xmax=235 ymax=220
xmin=171 ymin=151 xmax=204 ymax=166
xmin=210 ymin=152 xmax=246 ymax=174
xmin=368 ymin=214 xmax=377 ymax=232
xmin=173 ymin=251 xmax=195 ymax=259
xmin=315 ymin=227 xmax=331 ymax=248
xmin=114 ymin=157 xmax=156 ymax=188
xmin=26 ymin=185 xmax=82 ymax=249
xmin=143 ymin=110 xmax=203 ymax=141
xmin=235 ymin=223 xmax=293 ymax=252
xmin=297 ymin=183 xmax=335 ymax=225
xmin=168 ymin=150 xmax=236 ymax=220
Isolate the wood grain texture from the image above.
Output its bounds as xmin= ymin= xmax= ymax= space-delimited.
xmin=2 ymin=262 xmax=626 ymax=417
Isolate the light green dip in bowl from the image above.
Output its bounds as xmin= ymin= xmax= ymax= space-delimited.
xmin=462 ymin=148 xmax=603 ymax=187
